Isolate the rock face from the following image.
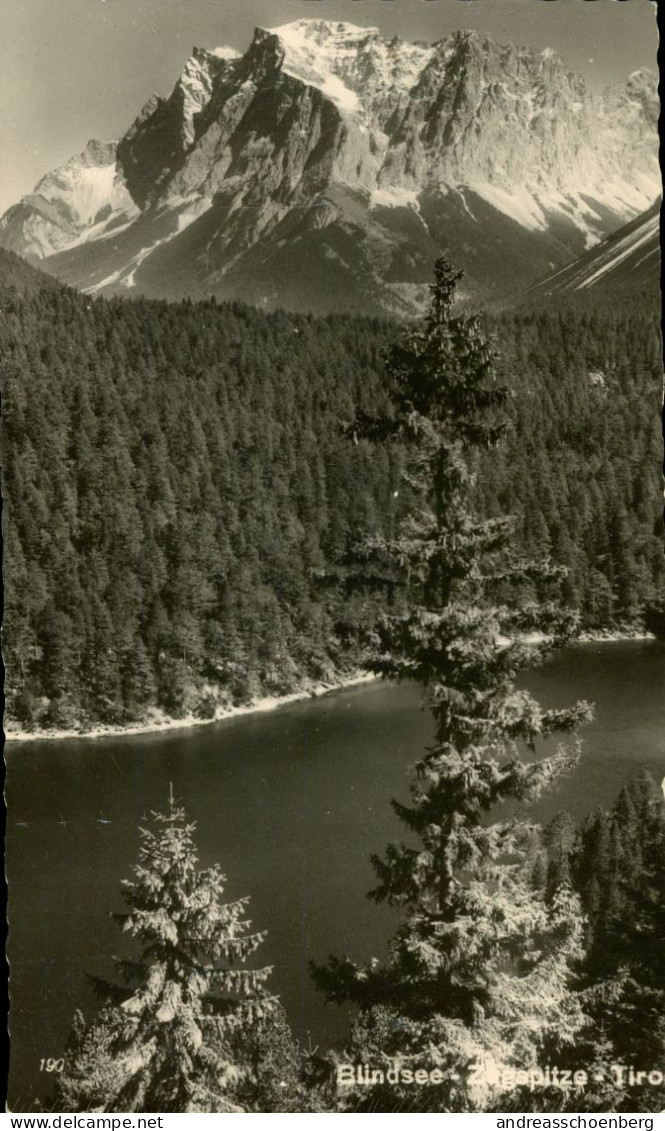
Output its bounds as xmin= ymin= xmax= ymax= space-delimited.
xmin=0 ymin=140 xmax=138 ymax=259
xmin=528 ymin=198 xmax=661 ymax=299
xmin=0 ymin=21 xmax=659 ymax=313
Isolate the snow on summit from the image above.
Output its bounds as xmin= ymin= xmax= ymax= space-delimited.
xmin=265 ymin=20 xmax=434 ymax=113
xmin=265 ymin=20 xmax=363 ymax=112
xmin=0 ymin=18 xmax=657 ymax=311
xmin=212 ymin=45 xmax=241 ymax=61
xmin=266 ymin=19 xmax=381 ymax=55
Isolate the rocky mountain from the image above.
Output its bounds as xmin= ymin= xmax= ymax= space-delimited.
xmin=0 ymin=21 xmax=659 ymax=314
xmin=528 ymin=198 xmax=660 ymax=299
xmin=0 ymin=140 xmax=137 ymax=259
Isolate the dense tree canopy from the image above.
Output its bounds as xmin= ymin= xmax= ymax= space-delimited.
xmin=1 ymin=283 xmax=661 ymax=732
xmin=5 ymin=266 xmax=659 ymax=1114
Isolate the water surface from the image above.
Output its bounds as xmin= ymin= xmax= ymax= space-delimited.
xmin=6 ymin=641 xmax=664 ymax=1106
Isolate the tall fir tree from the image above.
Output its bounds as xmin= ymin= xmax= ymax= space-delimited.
xmin=313 ymin=259 xmax=592 ymax=1112
xmin=57 ymin=792 xmax=277 ymax=1113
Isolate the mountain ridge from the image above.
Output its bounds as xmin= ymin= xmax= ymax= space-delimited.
xmin=0 ymin=20 xmax=659 ymax=314
xmin=527 ymin=198 xmax=661 ymax=300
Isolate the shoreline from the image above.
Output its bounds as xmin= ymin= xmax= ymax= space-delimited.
xmin=4 ymin=631 xmax=656 ymax=745
xmin=4 ymin=671 xmax=379 ymax=745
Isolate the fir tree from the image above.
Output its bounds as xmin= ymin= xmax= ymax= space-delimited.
xmin=57 ymin=792 xmax=277 ymax=1113
xmin=568 ymin=771 xmax=665 ymax=1111
xmin=313 ymin=259 xmax=592 ymax=1112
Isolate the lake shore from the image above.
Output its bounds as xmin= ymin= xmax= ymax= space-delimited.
xmin=5 ymin=630 xmax=656 ymax=745
xmin=4 ymin=670 xmax=379 ymax=745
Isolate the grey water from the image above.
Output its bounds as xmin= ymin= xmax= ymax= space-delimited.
xmin=6 ymin=640 xmax=664 ymax=1108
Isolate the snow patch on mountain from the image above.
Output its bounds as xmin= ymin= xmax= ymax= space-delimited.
xmin=173 ymin=195 xmax=213 ymax=232
xmin=371 ymin=187 xmax=419 ymax=209
xmin=50 ymin=163 xmax=116 ymax=226
xmin=530 ymin=198 xmax=660 ymax=297
xmin=266 ymin=19 xmax=435 ymax=114
xmin=467 ymin=181 xmax=548 ymax=231
xmin=122 ymin=236 xmax=173 ymax=289
xmin=267 ymin=22 xmax=361 ymax=112
xmin=590 ymin=172 xmax=660 ymax=217
xmin=579 ymin=211 xmax=658 ymax=288
xmin=212 ymin=45 xmax=241 ymax=61
xmin=34 ymin=143 xmax=127 ymax=229
xmin=83 ymin=195 xmax=214 ymax=293
xmin=64 ymin=214 xmax=137 ymax=252
xmin=1 ymin=21 xmax=658 ymax=310
xmin=0 ymin=140 xmax=138 ymax=259
xmin=460 ymin=170 xmax=659 ymax=248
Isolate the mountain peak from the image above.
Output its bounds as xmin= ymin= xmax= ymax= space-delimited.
xmin=265 ymin=19 xmax=382 ymax=44
xmin=447 ymin=28 xmax=483 ymax=42
xmin=257 ymin=20 xmax=367 ymax=113
xmin=1 ymin=20 xmax=658 ymax=314
xmin=0 ymin=137 xmax=136 ymax=260
xmin=436 ymin=27 xmax=494 ymax=53
xmin=211 ymin=44 xmax=241 ymax=61
xmin=81 ymin=139 xmax=117 ymax=165
xmin=256 ymin=18 xmax=435 ymax=115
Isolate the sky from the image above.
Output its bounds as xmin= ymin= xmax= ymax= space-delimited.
xmin=0 ymin=0 xmax=659 ymax=216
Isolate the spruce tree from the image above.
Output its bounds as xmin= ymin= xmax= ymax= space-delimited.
xmin=569 ymin=771 xmax=665 ymax=1111
xmin=58 ymin=793 xmax=276 ymax=1113
xmin=314 ymin=259 xmax=592 ymax=1112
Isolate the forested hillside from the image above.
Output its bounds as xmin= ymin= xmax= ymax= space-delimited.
xmin=2 ymin=286 xmax=662 ymax=731
xmin=0 ymin=246 xmax=62 ymax=293
xmin=477 ymin=301 xmax=664 ymax=627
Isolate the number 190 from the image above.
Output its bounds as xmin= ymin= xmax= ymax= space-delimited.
xmin=40 ymin=1058 xmax=64 ymax=1073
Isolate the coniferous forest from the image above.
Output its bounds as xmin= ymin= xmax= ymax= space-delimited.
xmin=2 ymin=278 xmax=662 ymax=733
xmin=11 ymin=263 xmax=659 ymax=1116
xmin=2 ymin=3 xmax=663 ymax=1117
xmin=3 ymin=255 xmax=664 ymax=1114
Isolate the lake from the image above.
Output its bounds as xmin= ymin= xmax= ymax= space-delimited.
xmin=6 ymin=640 xmax=665 ymax=1107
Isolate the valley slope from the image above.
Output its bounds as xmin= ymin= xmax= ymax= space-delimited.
xmin=528 ymin=198 xmax=661 ymax=299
